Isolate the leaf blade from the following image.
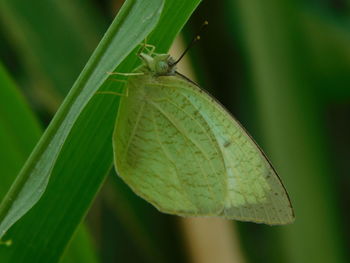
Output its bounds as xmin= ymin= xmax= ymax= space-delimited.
xmin=0 ymin=0 xmax=164 ymax=239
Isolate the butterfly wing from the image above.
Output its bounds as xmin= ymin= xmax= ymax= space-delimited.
xmin=114 ymin=75 xmax=227 ymax=216
xmin=113 ymin=74 xmax=294 ymax=225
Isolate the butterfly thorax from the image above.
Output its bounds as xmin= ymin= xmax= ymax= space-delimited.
xmin=138 ymin=53 xmax=177 ymax=76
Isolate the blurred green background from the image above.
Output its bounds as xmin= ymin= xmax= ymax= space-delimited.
xmin=0 ymin=0 xmax=349 ymax=262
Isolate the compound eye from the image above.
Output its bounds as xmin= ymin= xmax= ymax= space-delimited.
xmin=157 ymin=61 xmax=168 ymax=73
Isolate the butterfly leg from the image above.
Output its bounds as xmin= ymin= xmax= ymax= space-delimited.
xmin=97 ymin=77 xmax=130 ymax=97
xmin=96 ymin=82 xmax=129 ymax=97
xmin=143 ymin=44 xmax=155 ymax=55
xmin=107 ymin=72 xmax=144 ymax=76
xmin=138 ymin=38 xmax=156 ymax=56
xmin=95 ymin=90 xmax=127 ymax=97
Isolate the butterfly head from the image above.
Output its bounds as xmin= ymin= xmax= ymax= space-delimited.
xmin=138 ymin=53 xmax=176 ymax=76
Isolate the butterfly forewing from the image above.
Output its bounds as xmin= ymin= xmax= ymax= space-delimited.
xmin=151 ymin=75 xmax=294 ymax=224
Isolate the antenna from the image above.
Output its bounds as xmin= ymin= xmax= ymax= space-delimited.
xmin=171 ymin=21 xmax=208 ymax=66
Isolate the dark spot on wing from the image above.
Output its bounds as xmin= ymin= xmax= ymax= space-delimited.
xmin=223 ymin=141 xmax=231 ymax=148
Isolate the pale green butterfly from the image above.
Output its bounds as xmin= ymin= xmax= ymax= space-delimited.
xmin=111 ymin=43 xmax=294 ymax=225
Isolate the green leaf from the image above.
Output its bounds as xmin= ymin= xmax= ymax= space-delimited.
xmin=0 ymin=0 xmax=201 ymax=262
xmin=0 ymin=62 xmax=41 ymax=205
xmin=0 ymin=0 xmax=164 ymax=239
xmin=0 ymin=62 xmax=99 ymax=262
xmin=60 ymin=224 xmax=99 ymax=263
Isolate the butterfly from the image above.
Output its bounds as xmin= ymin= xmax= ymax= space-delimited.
xmin=111 ymin=44 xmax=294 ymax=225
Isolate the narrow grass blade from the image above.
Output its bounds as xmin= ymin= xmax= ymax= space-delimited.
xmin=0 ymin=0 xmax=164 ymax=240
xmin=0 ymin=0 xmax=202 ymax=262
xmin=61 ymin=224 xmax=99 ymax=263
xmin=0 ymin=62 xmax=41 ymax=201
xmin=0 ymin=63 xmax=99 ymax=262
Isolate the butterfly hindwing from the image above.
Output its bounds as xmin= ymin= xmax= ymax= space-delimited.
xmin=114 ymin=75 xmax=227 ymax=216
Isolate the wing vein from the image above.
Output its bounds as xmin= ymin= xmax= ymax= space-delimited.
xmin=146 ymin=98 xmax=218 ymax=211
xmin=149 ymin=94 xmax=225 ymax=187
xmin=150 ymin=109 xmax=197 ymax=211
xmin=122 ymin=100 xmax=146 ymax=162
